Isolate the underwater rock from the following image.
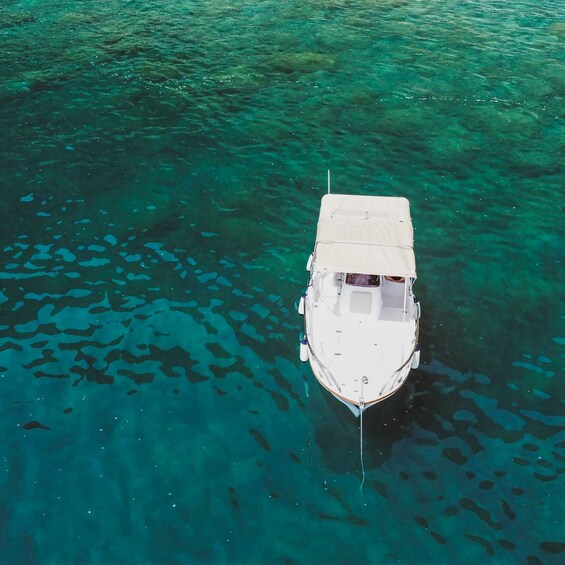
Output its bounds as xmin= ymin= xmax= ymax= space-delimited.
xmin=1 ymin=12 xmax=37 ymax=29
xmin=16 ymin=69 xmax=68 ymax=93
xmin=136 ymin=61 xmax=183 ymax=83
xmin=540 ymin=541 xmax=565 ymax=554
xmin=56 ymin=11 xmax=102 ymax=27
xmin=2 ymin=66 xmax=71 ymax=96
xmin=540 ymin=62 xmax=565 ymax=93
xmin=23 ymin=420 xmax=50 ymax=431
xmin=211 ymin=66 xmax=265 ymax=93
xmin=380 ymin=106 xmax=427 ymax=138
xmin=101 ymin=33 xmax=149 ymax=59
xmin=428 ymin=121 xmax=478 ymax=165
xmin=272 ymin=52 xmax=338 ymax=74
xmin=63 ymin=44 xmax=107 ymax=66
xmin=481 ymin=106 xmax=542 ymax=137
xmin=370 ymin=0 xmax=409 ymax=7
xmin=546 ymin=22 xmax=565 ymax=38
xmin=249 ymin=428 xmax=271 ymax=452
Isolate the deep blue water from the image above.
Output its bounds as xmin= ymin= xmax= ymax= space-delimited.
xmin=1 ymin=0 xmax=564 ymax=563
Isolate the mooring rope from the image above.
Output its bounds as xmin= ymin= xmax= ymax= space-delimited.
xmin=359 ymin=396 xmax=366 ymax=493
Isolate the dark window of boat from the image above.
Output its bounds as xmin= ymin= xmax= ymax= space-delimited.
xmin=345 ymin=274 xmax=380 ymax=287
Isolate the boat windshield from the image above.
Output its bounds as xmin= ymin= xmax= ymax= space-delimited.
xmin=345 ymin=273 xmax=380 ymax=287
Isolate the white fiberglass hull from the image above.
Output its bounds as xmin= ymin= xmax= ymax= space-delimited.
xmin=303 ymin=269 xmax=420 ymax=415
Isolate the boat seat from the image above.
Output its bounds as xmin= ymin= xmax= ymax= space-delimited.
xmin=382 ymin=278 xmax=406 ymax=297
xmin=350 ymin=291 xmax=372 ymax=315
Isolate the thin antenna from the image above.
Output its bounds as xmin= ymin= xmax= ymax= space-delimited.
xmin=327 ymin=169 xmax=331 ymax=194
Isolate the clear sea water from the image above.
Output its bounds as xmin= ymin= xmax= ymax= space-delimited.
xmin=1 ymin=0 xmax=563 ymax=563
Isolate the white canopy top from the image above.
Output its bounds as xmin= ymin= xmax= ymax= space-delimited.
xmin=313 ymin=194 xmax=416 ymax=278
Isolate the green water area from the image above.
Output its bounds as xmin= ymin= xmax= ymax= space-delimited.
xmin=1 ymin=1 xmax=563 ymax=563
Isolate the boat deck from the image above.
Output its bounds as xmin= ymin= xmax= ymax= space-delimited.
xmin=307 ymin=272 xmax=416 ymax=404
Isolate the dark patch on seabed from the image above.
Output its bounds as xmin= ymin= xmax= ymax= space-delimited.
xmin=0 ymin=0 xmax=564 ymax=563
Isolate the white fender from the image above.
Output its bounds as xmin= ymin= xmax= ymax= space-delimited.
xmin=298 ymin=295 xmax=305 ymax=315
xmin=306 ymin=254 xmax=313 ymax=272
xmin=299 ymin=337 xmax=309 ymax=363
xmin=411 ymin=348 xmax=420 ymax=369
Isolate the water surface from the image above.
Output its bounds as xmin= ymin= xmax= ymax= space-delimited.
xmin=1 ymin=0 xmax=564 ymax=563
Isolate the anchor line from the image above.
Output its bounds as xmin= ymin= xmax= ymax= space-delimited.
xmin=359 ymin=387 xmax=366 ymax=493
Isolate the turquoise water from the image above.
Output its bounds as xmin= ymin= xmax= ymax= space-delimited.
xmin=1 ymin=0 xmax=563 ymax=562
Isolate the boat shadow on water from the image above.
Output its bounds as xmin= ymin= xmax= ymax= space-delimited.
xmin=309 ymin=377 xmax=428 ymax=476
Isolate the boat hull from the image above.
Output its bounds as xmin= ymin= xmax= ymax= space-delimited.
xmin=303 ymin=268 xmax=420 ymax=415
xmin=310 ymin=362 xmax=407 ymax=416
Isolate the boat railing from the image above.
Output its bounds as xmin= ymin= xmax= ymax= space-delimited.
xmin=308 ymin=347 xmax=342 ymax=393
xmin=379 ymin=316 xmax=420 ymax=395
xmin=303 ymin=302 xmax=342 ymax=393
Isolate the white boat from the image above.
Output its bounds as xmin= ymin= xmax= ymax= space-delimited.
xmin=299 ymin=193 xmax=421 ymax=417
